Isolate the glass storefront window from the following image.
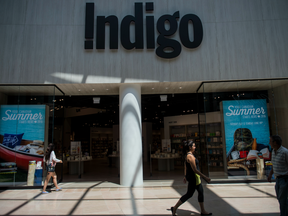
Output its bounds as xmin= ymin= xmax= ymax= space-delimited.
xmin=0 ymin=85 xmax=64 ymax=187
xmin=197 ymin=79 xmax=288 ymax=181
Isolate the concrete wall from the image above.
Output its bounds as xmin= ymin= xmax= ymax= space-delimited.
xmin=0 ymin=0 xmax=288 ymax=85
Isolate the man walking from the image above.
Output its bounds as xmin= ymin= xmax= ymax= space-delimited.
xmin=268 ymin=135 xmax=288 ymax=216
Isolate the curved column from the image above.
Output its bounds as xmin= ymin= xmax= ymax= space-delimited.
xmin=119 ymin=84 xmax=143 ymax=186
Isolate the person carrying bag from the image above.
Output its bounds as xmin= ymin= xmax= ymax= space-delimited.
xmin=42 ymin=143 xmax=63 ymax=194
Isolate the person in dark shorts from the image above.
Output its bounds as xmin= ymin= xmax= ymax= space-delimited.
xmin=171 ymin=141 xmax=212 ymax=215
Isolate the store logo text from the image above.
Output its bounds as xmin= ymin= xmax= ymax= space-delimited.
xmin=84 ymin=2 xmax=203 ymax=59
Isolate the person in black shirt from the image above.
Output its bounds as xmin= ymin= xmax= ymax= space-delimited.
xmin=171 ymin=141 xmax=212 ymax=215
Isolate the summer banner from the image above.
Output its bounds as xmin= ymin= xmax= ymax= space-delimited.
xmin=222 ymin=99 xmax=270 ymax=157
xmin=0 ymin=105 xmax=46 ymax=141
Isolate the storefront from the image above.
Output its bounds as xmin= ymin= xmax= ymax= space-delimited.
xmin=1 ymin=0 xmax=288 ymax=187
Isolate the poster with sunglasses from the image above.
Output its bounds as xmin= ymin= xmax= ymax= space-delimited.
xmin=222 ymin=99 xmax=270 ymax=158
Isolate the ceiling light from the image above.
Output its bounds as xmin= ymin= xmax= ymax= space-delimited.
xmin=165 ymin=87 xmax=169 ymax=89
xmin=106 ymin=89 xmax=109 ymax=90
xmin=160 ymin=95 xmax=167 ymax=101
xmin=78 ymin=89 xmax=81 ymax=91
xmin=93 ymin=97 xmax=100 ymax=104
xmin=152 ymin=88 xmax=154 ymax=90
xmin=92 ymin=89 xmax=95 ymax=91
xmin=179 ymin=87 xmax=182 ymax=89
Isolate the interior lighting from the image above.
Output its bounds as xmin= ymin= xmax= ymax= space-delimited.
xmin=92 ymin=89 xmax=95 ymax=91
xmin=160 ymin=95 xmax=167 ymax=101
xmin=106 ymin=89 xmax=109 ymax=90
xmin=179 ymin=87 xmax=182 ymax=89
xmin=93 ymin=97 xmax=100 ymax=104
xmin=78 ymin=89 xmax=81 ymax=91
xmin=152 ymin=88 xmax=154 ymax=90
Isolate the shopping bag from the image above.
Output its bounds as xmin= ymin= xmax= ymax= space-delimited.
xmin=195 ymin=173 xmax=201 ymax=185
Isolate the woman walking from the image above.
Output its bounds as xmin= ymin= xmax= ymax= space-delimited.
xmin=171 ymin=141 xmax=212 ymax=215
xmin=42 ymin=143 xmax=63 ymax=194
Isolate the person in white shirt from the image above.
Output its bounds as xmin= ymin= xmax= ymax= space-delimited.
xmin=42 ymin=143 xmax=63 ymax=194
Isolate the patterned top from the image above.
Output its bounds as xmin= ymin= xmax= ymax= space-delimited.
xmin=271 ymin=145 xmax=288 ymax=177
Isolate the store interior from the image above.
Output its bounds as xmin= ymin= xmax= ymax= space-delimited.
xmin=2 ymin=80 xmax=285 ymax=186
xmin=54 ymin=93 xmax=202 ymax=182
xmin=50 ymin=90 xmax=271 ymax=182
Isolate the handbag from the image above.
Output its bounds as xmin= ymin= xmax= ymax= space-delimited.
xmin=47 ymin=164 xmax=55 ymax=172
xmin=195 ymin=173 xmax=201 ymax=185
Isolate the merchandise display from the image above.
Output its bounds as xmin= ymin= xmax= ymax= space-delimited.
xmin=91 ymin=136 xmax=112 ymax=158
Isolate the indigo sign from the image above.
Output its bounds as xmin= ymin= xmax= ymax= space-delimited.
xmin=84 ymin=2 xmax=203 ymax=59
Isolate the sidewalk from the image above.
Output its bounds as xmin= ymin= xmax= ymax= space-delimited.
xmin=0 ymin=181 xmax=279 ymax=216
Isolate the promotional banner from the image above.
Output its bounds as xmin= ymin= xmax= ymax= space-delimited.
xmin=71 ymin=141 xmax=81 ymax=155
xmin=0 ymin=105 xmax=46 ymax=141
xmin=222 ymin=99 xmax=270 ymax=158
xmin=0 ymin=105 xmax=46 ymax=168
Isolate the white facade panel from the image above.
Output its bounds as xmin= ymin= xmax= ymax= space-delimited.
xmin=0 ymin=0 xmax=287 ymax=84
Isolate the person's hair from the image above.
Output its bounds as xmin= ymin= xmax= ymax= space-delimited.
xmin=182 ymin=140 xmax=195 ymax=163
xmin=182 ymin=140 xmax=194 ymax=155
xmin=271 ymin=135 xmax=282 ymax=146
xmin=45 ymin=143 xmax=55 ymax=160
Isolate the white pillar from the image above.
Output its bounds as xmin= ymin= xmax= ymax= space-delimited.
xmin=119 ymin=84 xmax=143 ymax=186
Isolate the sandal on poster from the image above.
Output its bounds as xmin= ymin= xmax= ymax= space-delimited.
xmin=41 ymin=191 xmax=49 ymax=194
xmin=55 ymin=188 xmax=62 ymax=191
xmin=201 ymin=212 xmax=212 ymax=215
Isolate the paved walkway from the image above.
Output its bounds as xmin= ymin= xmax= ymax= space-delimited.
xmin=0 ymin=181 xmax=280 ymax=216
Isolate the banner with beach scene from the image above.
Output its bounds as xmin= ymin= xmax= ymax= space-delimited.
xmin=222 ymin=99 xmax=270 ymax=158
xmin=0 ymin=105 xmax=46 ymax=171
